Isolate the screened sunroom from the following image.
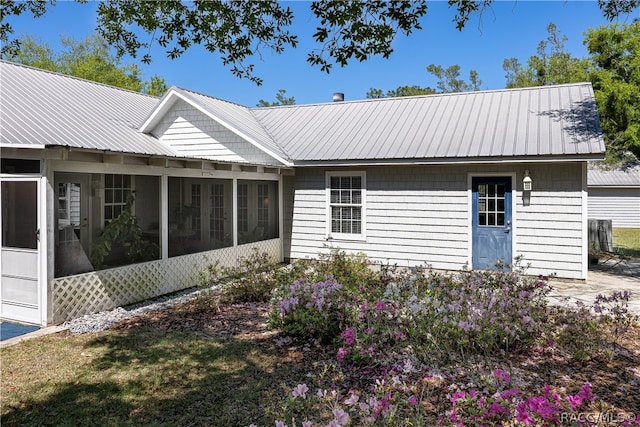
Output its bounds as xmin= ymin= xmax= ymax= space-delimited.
xmin=53 ymin=172 xmax=280 ymax=278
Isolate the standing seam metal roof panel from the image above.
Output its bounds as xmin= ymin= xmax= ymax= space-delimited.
xmin=1 ymin=61 xmax=179 ymax=157
xmin=588 ymin=165 xmax=640 ymax=187
xmin=252 ymin=83 xmax=605 ymax=162
xmin=3 ymin=61 xmax=605 ymax=164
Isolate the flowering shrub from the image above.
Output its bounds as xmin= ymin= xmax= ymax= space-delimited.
xmin=268 ymin=370 xmax=597 ymax=427
xmin=198 ymin=248 xmax=315 ymax=303
xmin=439 ymin=268 xmax=550 ymax=357
xmin=269 ymin=278 xmax=349 ymax=342
xmin=552 ymin=291 xmax=638 ymax=360
xmin=593 ymin=291 xmax=638 ymax=343
xmin=260 ymin=251 xmax=637 ymax=426
xmin=445 ymin=370 xmax=596 ymax=426
xmin=334 ymin=265 xmax=554 ymax=368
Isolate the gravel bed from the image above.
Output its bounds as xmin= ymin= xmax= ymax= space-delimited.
xmin=62 ymin=286 xmax=214 ymax=334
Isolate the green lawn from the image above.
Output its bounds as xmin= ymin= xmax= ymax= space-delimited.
xmin=3 ymin=252 xmax=639 ymax=426
xmin=1 ymin=327 xmax=307 ymax=426
xmin=613 ymin=227 xmax=640 ymax=257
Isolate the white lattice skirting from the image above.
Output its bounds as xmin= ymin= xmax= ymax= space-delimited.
xmin=51 ymin=239 xmax=282 ymax=324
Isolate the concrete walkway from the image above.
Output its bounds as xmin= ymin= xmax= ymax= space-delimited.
xmin=0 ymin=325 xmax=66 ymax=349
xmin=548 ymin=258 xmax=640 ymax=314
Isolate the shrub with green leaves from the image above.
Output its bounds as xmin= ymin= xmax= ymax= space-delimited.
xmin=314 ymin=247 xmax=383 ymax=296
xmin=268 ymin=278 xmax=349 ymax=342
xmin=198 ymin=248 xmax=286 ymax=303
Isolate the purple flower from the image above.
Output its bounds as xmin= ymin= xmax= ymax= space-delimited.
xmin=516 ymin=402 xmax=535 ymax=426
xmin=578 ymin=382 xmax=594 ymax=402
xmin=292 ymin=383 xmax=308 ymax=399
xmin=489 ymin=401 xmax=506 ymax=416
xmin=493 ymin=369 xmax=510 ymax=384
xmin=450 ymin=390 xmax=466 ymax=403
xmin=567 ymin=394 xmax=583 ymax=411
xmin=408 ymin=395 xmax=418 ymax=406
xmin=333 ymin=408 xmax=349 ymax=426
xmin=341 ymin=327 xmax=355 ymax=345
xmin=336 ymin=347 xmax=349 ymax=362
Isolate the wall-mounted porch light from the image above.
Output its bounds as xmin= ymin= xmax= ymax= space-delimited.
xmin=522 ymin=170 xmax=532 ymax=206
xmin=523 ymin=170 xmax=532 ymax=191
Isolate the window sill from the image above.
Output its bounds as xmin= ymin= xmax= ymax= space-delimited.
xmin=325 ymin=234 xmax=367 ymax=243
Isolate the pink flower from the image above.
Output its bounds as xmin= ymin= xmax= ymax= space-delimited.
xmin=275 ymin=421 xmax=288 ymax=427
xmin=375 ymin=301 xmax=386 ymax=310
xmin=516 ymin=402 xmax=535 ymax=426
xmin=408 ymin=395 xmax=418 ymax=406
xmin=578 ymin=382 xmax=594 ymax=402
xmin=341 ymin=327 xmax=355 ymax=345
xmin=344 ymin=392 xmax=359 ymax=405
xmin=493 ymin=369 xmax=510 ymax=384
xmin=302 ymin=422 xmax=312 ymax=427
xmin=333 ymin=408 xmax=349 ymax=426
xmin=567 ymin=394 xmax=583 ymax=411
xmin=336 ymin=347 xmax=349 ymax=362
xmin=527 ymin=396 xmax=557 ymax=421
xmin=450 ymin=390 xmax=466 ymax=403
xmin=292 ymin=383 xmax=309 ymax=399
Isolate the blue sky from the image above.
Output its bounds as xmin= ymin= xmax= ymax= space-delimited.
xmin=7 ymin=1 xmax=639 ymax=106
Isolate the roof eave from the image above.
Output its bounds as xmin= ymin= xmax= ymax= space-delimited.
xmin=291 ymin=153 xmax=606 ymax=167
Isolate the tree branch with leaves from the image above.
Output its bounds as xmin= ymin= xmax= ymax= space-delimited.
xmin=4 ymin=1 xmax=636 ymax=86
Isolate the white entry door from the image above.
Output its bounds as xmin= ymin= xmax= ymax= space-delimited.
xmin=1 ymin=178 xmax=42 ymax=324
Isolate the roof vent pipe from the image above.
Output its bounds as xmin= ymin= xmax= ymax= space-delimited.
xmin=332 ymin=92 xmax=344 ymax=102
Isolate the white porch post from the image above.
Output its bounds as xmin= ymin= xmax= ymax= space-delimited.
xmin=232 ymin=178 xmax=238 ymax=246
xmin=38 ymin=175 xmax=49 ymax=326
xmin=279 ymin=174 xmax=284 ymax=262
xmin=161 ymin=174 xmax=169 ymax=259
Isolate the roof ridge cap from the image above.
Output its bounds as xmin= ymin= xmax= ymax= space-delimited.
xmin=250 ymin=82 xmax=594 ymax=110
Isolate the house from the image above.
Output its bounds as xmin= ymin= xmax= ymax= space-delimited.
xmin=0 ymin=61 xmax=605 ymax=326
xmin=588 ymin=164 xmax=640 ymax=228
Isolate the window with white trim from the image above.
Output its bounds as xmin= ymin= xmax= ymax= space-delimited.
xmin=104 ymin=174 xmax=132 ymax=225
xmin=327 ymin=172 xmax=365 ymax=238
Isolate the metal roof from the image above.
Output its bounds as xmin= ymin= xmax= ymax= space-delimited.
xmin=253 ymin=83 xmax=605 ymax=164
xmin=2 ymin=61 xmax=605 ymax=166
xmin=588 ymin=164 xmax=640 ymax=187
xmin=0 ymin=60 xmax=179 ymax=157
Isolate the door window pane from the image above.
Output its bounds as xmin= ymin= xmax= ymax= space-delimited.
xmin=477 ymin=182 xmax=507 ymax=227
xmin=2 ymin=181 xmax=37 ymax=249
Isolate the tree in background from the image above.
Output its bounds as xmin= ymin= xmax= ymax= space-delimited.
xmin=426 ymin=63 xmax=482 ymax=93
xmin=503 ymin=22 xmax=639 ymax=160
xmin=503 ymin=23 xmax=589 ymax=88
xmin=256 ymin=89 xmax=296 ymax=107
xmin=1 ymin=0 xmax=637 ymax=85
xmin=5 ymin=34 xmax=168 ymax=96
xmin=366 ymin=64 xmax=479 ymax=99
xmin=585 ymin=22 xmax=640 ymax=160
xmin=366 ymin=85 xmax=436 ymax=99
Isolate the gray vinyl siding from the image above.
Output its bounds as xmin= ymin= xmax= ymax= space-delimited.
xmin=285 ymin=163 xmax=587 ymax=279
xmin=515 ymin=163 xmax=585 ymax=278
xmin=150 ymin=99 xmax=278 ymax=165
xmin=588 ymin=188 xmax=640 ymax=228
